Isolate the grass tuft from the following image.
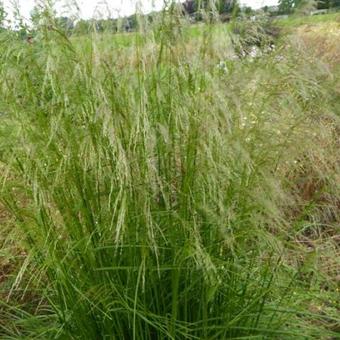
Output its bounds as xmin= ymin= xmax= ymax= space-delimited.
xmin=0 ymin=5 xmax=339 ymax=339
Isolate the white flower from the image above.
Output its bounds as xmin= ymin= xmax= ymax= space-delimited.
xmin=275 ymin=55 xmax=284 ymax=62
xmin=217 ymin=61 xmax=228 ymax=74
xmin=249 ymin=46 xmax=260 ymax=58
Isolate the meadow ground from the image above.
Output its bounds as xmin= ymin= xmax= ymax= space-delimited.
xmin=0 ymin=11 xmax=339 ymax=339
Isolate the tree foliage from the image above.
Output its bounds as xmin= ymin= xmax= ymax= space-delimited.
xmin=278 ymin=0 xmax=298 ymax=14
xmin=0 ymin=1 xmax=6 ymax=29
xmin=183 ymin=0 xmax=240 ymax=16
xmin=279 ymin=0 xmax=339 ymax=13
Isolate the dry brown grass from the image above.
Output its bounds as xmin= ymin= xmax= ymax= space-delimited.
xmin=296 ymin=21 xmax=340 ymax=67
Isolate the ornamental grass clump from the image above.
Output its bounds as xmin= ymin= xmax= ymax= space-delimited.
xmin=0 ymin=2 xmax=339 ymax=339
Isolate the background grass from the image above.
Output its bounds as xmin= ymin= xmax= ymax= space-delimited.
xmin=276 ymin=12 xmax=340 ymax=27
xmin=0 ymin=8 xmax=339 ymax=339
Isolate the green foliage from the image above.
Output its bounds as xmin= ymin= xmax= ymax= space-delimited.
xmin=0 ymin=6 xmax=339 ymax=340
xmin=230 ymin=16 xmax=280 ymax=56
xmin=183 ymin=0 xmax=240 ymax=19
xmin=73 ymin=18 xmax=92 ymax=35
xmin=279 ymin=0 xmax=298 ymax=14
xmin=55 ymin=17 xmax=74 ymax=35
xmin=296 ymin=0 xmax=318 ymax=15
xmin=278 ymin=0 xmax=339 ymax=13
xmin=0 ymin=1 xmax=6 ymax=29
